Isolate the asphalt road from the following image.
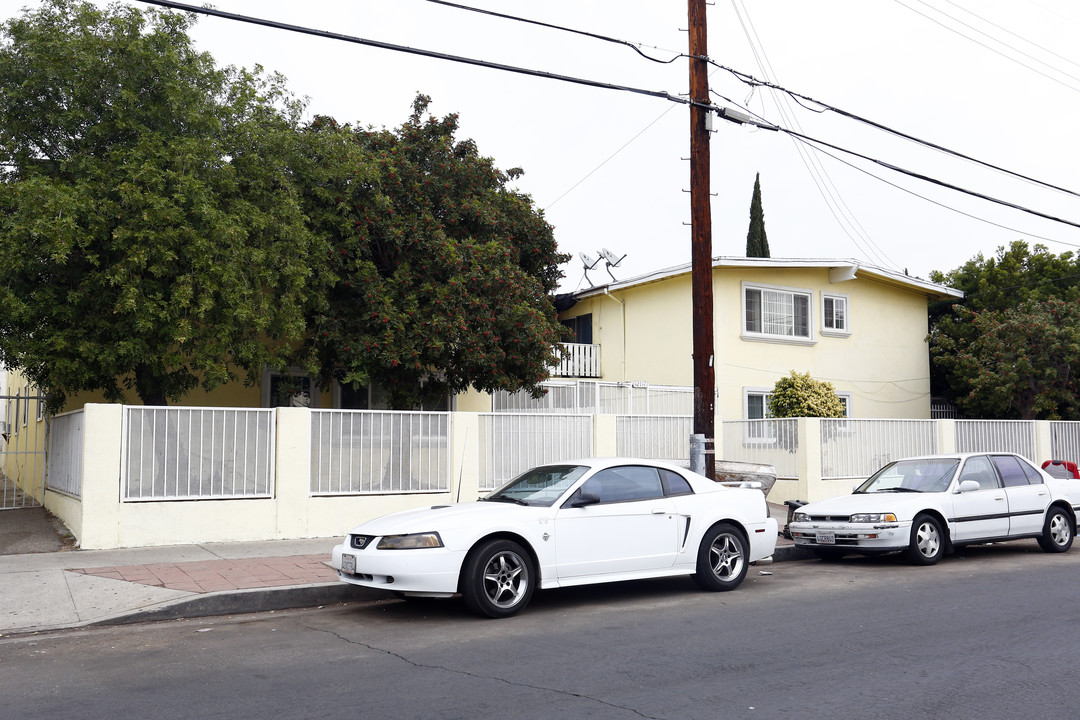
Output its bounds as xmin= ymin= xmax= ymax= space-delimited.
xmin=3 ymin=540 xmax=1079 ymax=720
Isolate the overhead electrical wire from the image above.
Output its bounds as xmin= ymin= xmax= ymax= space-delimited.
xmin=729 ymin=0 xmax=899 ymax=270
xmin=133 ymin=0 xmax=702 ymax=108
xmin=424 ymin=0 xmax=684 ymax=64
xmin=710 ymin=60 xmax=1080 ymax=200
xmin=892 ymin=0 xmax=1080 ymax=95
xmin=137 ymin=0 xmax=1080 ymax=244
xmin=938 ymin=0 xmax=1080 ymax=73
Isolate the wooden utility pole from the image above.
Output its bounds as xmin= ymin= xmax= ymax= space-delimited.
xmin=688 ymin=0 xmax=715 ymax=479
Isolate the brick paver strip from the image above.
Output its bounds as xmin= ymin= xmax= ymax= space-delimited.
xmin=69 ymin=554 xmax=337 ymax=594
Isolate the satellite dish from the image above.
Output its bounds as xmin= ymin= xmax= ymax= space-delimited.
xmin=579 ymin=251 xmax=600 ymax=269
xmin=599 ymin=248 xmax=627 ymax=282
xmin=579 ymin=251 xmax=600 ymax=286
xmin=599 ymin=248 xmax=626 ymax=267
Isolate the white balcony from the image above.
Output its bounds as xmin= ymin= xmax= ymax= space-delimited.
xmin=553 ymin=343 xmax=601 ymax=378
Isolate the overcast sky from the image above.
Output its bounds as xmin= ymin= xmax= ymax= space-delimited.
xmin=7 ymin=0 xmax=1080 ymax=291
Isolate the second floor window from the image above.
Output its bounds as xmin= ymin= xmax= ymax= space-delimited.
xmin=745 ymin=286 xmax=810 ymax=339
xmin=823 ymin=295 xmax=849 ymax=333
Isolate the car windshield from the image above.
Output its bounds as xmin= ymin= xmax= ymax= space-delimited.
xmin=485 ymin=465 xmax=590 ymax=507
xmin=855 ymin=458 xmax=959 ymax=494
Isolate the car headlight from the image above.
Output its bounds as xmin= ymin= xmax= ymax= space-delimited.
xmin=377 ymin=532 xmax=444 ymax=549
xmin=793 ymin=512 xmax=810 ymax=523
xmin=850 ymin=513 xmax=897 ymax=523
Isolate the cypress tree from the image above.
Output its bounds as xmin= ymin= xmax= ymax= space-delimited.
xmin=746 ymin=173 xmax=770 ymax=258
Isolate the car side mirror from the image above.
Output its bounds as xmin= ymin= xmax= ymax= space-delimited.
xmin=570 ymin=492 xmax=601 ymax=508
xmin=957 ymin=480 xmax=981 ymax=493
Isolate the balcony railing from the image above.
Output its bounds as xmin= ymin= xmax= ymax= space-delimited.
xmin=553 ymin=343 xmax=601 ymax=378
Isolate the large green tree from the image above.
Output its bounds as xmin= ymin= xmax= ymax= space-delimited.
xmin=295 ymin=96 xmax=569 ymax=409
xmin=928 ymin=241 xmax=1080 ymax=417
xmin=745 ymin=172 xmax=770 ymax=258
xmin=0 ymin=0 xmax=321 ymax=409
xmin=930 ymin=298 xmax=1080 ymax=419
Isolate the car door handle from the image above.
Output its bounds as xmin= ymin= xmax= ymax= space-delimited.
xmin=994 ymin=496 xmax=1005 ymax=501
xmin=652 ymin=508 xmax=667 ymax=514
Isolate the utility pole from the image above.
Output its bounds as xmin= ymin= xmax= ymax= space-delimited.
xmin=688 ymin=0 xmax=715 ymax=479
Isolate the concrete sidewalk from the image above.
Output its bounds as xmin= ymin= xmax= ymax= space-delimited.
xmin=0 ymin=502 xmax=807 ymax=636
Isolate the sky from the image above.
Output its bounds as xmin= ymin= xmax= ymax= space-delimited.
xmin=6 ymin=0 xmax=1080 ymax=292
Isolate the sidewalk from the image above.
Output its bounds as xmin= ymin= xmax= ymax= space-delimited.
xmin=0 ymin=502 xmax=806 ymax=636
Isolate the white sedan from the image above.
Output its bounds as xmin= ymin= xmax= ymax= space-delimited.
xmin=788 ymin=453 xmax=1080 ymax=564
xmin=331 ymin=458 xmax=778 ymax=618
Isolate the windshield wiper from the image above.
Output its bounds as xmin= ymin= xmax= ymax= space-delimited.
xmin=485 ymin=495 xmax=529 ymax=506
xmin=882 ymin=487 xmax=923 ymax=493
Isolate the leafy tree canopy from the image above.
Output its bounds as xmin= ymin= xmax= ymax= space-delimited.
xmin=928 ymin=240 xmax=1080 ymax=417
xmin=294 ymin=96 xmax=570 ymax=409
xmin=930 ymin=297 xmax=1080 ymax=420
xmin=0 ymin=0 xmax=321 ymax=409
xmin=768 ymin=371 xmax=845 ymax=418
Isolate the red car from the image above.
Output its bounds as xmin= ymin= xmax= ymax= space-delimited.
xmin=1042 ymin=460 xmax=1080 ymax=479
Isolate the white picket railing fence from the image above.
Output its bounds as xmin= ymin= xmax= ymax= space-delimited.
xmin=493 ymin=380 xmax=694 ymax=416
xmin=45 ymin=410 xmax=84 ymax=498
xmin=122 ymin=407 xmax=275 ymax=500
xmin=554 ymin=343 xmax=601 ymax=378
xmin=955 ymin=420 xmax=1037 ymax=459
xmin=820 ymin=419 xmax=939 ymax=479
xmin=720 ymin=419 xmax=800 ymax=479
xmin=616 ymin=415 xmax=693 ymax=461
xmin=478 ymin=413 xmax=593 ymax=491
xmin=310 ymin=410 xmax=450 ymax=495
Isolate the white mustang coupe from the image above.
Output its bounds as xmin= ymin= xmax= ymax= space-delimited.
xmin=331 ymin=458 xmax=778 ymax=618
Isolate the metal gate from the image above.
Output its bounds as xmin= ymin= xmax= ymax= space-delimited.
xmin=0 ymin=393 xmax=47 ymax=509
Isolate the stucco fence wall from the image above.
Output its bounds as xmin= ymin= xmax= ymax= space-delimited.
xmin=41 ymin=404 xmax=1080 ymax=549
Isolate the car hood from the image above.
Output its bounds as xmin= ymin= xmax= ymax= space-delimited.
xmin=799 ymin=491 xmax=937 ymax=517
xmin=347 ymin=501 xmax=543 ymax=536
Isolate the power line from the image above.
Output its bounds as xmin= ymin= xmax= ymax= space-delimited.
xmin=709 ymin=61 xmax=1080 ymax=200
xmin=892 ymin=0 xmax=1080 ymax=95
xmin=133 ymin=0 xmax=700 ymax=108
xmin=424 ymin=0 xmax=685 ymax=64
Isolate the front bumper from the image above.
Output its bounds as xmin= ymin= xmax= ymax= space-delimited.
xmin=788 ymin=521 xmax=911 ymax=553
xmin=331 ymin=542 xmax=467 ymax=595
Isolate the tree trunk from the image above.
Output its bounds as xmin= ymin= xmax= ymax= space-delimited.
xmin=134 ymin=363 xmax=169 ymax=406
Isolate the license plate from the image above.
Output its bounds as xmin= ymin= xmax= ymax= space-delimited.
xmin=341 ymin=553 xmax=356 ymax=574
xmin=816 ymin=531 xmax=836 ymax=545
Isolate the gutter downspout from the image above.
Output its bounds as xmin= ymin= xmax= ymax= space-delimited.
xmin=603 ymin=288 xmax=626 ymax=381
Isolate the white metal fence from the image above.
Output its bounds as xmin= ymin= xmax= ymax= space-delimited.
xmin=820 ymin=419 xmax=938 ymax=479
xmin=310 ymin=410 xmax=450 ymax=495
xmin=1050 ymin=421 xmax=1080 ymax=462
xmin=46 ymin=410 xmax=84 ymax=498
xmin=616 ymin=415 xmax=693 ymax=461
xmin=720 ymin=419 xmax=800 ymax=479
xmin=955 ymin=420 xmax=1036 ymax=458
xmin=123 ymin=407 xmax=275 ymax=500
xmin=478 ymin=413 xmax=593 ymax=491
xmin=494 ymin=380 xmax=694 ymax=416
xmin=0 ymin=393 xmax=47 ymax=508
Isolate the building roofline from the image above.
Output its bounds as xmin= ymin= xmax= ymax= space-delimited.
xmin=572 ymin=257 xmax=963 ymax=301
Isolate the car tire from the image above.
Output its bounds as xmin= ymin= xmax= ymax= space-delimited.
xmin=904 ymin=513 xmax=944 ymax=565
xmin=692 ymin=523 xmax=749 ymax=591
xmin=812 ymin=549 xmax=846 ymax=562
xmin=460 ymin=539 xmax=535 ymax=618
xmin=1037 ymin=507 xmax=1074 ymax=553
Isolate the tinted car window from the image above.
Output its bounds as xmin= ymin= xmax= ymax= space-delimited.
xmin=660 ymin=469 xmax=694 ymax=496
xmin=991 ymin=455 xmax=1029 ymax=488
xmin=1021 ymin=459 xmax=1046 ymax=484
xmin=580 ymin=466 xmax=664 ymax=503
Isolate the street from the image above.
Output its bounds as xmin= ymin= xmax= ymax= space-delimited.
xmin=3 ymin=541 xmax=1079 ymax=720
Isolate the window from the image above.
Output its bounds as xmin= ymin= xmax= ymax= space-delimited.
xmin=743 ymin=284 xmax=811 ymax=341
xmin=744 ymin=389 xmax=775 ymax=441
xmin=822 ymin=294 xmax=849 ymax=335
xmin=958 ymin=455 xmax=1001 ymax=491
xmin=660 ymin=469 xmax=694 ymax=496
xmin=577 ymin=466 xmax=665 ymax=503
xmin=560 ymin=313 xmax=593 ymax=344
xmin=991 ymin=455 xmax=1029 ymax=488
xmin=262 ymin=368 xmax=319 ymax=408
